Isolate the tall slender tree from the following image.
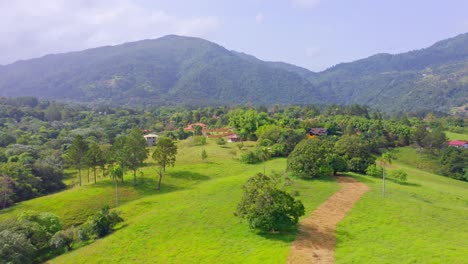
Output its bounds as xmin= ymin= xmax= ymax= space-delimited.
xmin=85 ymin=142 xmax=105 ymax=184
xmin=66 ymin=135 xmax=88 ymax=186
xmin=152 ymin=137 xmax=177 ymax=190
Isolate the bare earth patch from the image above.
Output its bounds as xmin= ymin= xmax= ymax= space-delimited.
xmin=288 ymin=176 xmax=369 ymax=264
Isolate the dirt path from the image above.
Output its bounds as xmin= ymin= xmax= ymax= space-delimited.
xmin=287 ymin=177 xmax=369 ymax=264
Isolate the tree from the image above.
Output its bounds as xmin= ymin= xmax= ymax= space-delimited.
xmin=287 ymin=139 xmax=333 ymax=178
xmin=113 ymin=128 xmax=148 ymax=186
xmin=0 ymin=176 xmax=14 ymax=209
xmin=379 ymin=152 xmax=394 ymax=196
xmin=0 ymin=230 xmax=36 ymax=264
xmin=201 ymin=149 xmax=208 ymax=160
xmin=235 ymin=173 xmax=304 ymax=232
xmin=109 ymin=165 xmax=123 ymax=206
xmin=49 ymin=227 xmax=77 ymax=251
xmin=85 ymin=142 xmax=105 ymax=184
xmin=152 ymin=137 xmax=177 ymax=190
xmin=66 ymin=135 xmax=88 ymax=186
xmin=391 ymin=169 xmax=408 ymax=183
xmin=328 ymin=154 xmax=348 ymax=175
xmin=258 ymin=147 xmax=271 ymax=174
xmin=335 ymin=135 xmax=375 ymax=173
xmin=87 ymin=205 xmax=123 ymax=238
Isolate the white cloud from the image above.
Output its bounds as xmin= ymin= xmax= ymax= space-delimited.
xmin=305 ymin=46 xmax=321 ymax=57
xmin=0 ymin=0 xmax=220 ymax=64
xmin=291 ymin=0 xmax=321 ymax=9
xmin=255 ymin=13 xmax=265 ymax=24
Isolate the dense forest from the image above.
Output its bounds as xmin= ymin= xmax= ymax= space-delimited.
xmin=0 ymin=33 xmax=467 ymax=112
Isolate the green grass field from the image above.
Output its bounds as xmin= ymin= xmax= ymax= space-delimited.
xmin=1 ymin=139 xmax=340 ymax=263
xmin=2 ymin=139 xmax=467 ymax=263
xmin=446 ymin=131 xmax=468 ymax=141
xmin=336 ymin=148 xmax=468 ymax=263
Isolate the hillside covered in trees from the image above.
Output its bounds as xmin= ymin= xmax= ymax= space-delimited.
xmin=0 ymin=33 xmax=467 ymax=112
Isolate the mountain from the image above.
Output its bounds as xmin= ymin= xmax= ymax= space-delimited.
xmin=0 ymin=33 xmax=467 ymax=112
xmin=0 ymin=35 xmax=322 ymax=107
xmin=311 ymin=33 xmax=468 ymax=112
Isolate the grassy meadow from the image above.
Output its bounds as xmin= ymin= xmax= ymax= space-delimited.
xmin=446 ymin=131 xmax=468 ymax=141
xmin=335 ymin=147 xmax=468 ymax=264
xmin=1 ymin=139 xmax=340 ymax=263
xmin=2 ymin=138 xmax=467 ymax=263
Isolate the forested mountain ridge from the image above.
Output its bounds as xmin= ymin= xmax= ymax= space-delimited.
xmin=0 ymin=33 xmax=467 ymax=112
xmin=312 ymin=33 xmax=468 ymax=112
xmin=0 ymin=35 xmax=322 ymax=107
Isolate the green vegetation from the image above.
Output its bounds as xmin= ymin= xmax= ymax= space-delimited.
xmin=37 ymin=141 xmax=338 ymax=263
xmin=0 ymin=33 xmax=467 ymax=112
xmin=446 ymin=131 xmax=468 ymax=141
xmin=0 ymin=96 xmax=466 ymax=262
xmin=235 ymin=173 xmax=304 ymax=232
xmin=335 ymin=155 xmax=468 ymax=263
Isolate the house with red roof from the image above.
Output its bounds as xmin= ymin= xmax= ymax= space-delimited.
xmin=448 ymin=140 xmax=468 ymax=149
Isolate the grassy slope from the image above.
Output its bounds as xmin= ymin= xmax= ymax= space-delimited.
xmin=446 ymin=131 xmax=468 ymax=141
xmin=1 ymin=140 xmax=339 ymax=263
xmin=336 ymin=147 xmax=468 ymax=264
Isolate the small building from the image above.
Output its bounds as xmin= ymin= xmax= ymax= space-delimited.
xmin=309 ymin=128 xmax=328 ymax=136
xmin=448 ymin=140 xmax=468 ymax=149
xmin=227 ymin=134 xmax=240 ymax=143
xmin=144 ymin=134 xmax=158 ymax=146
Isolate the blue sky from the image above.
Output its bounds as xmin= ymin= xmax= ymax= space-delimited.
xmin=1 ymin=0 xmax=467 ymax=71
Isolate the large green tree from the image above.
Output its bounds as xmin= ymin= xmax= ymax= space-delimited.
xmin=113 ymin=128 xmax=148 ymax=186
xmin=152 ymin=137 xmax=177 ymax=190
xmin=235 ymin=173 xmax=304 ymax=232
xmin=287 ymin=139 xmax=334 ymax=178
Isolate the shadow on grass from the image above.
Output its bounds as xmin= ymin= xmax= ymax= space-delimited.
xmin=257 ymin=229 xmax=298 ymax=243
xmin=169 ymin=170 xmax=210 ymax=181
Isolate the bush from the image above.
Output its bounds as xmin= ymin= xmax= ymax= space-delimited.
xmin=87 ymin=206 xmax=123 ymax=238
xmin=215 ymin=137 xmax=226 ymax=145
xmin=201 ymin=149 xmax=208 ymax=160
xmin=240 ymin=150 xmax=261 ymax=164
xmin=49 ymin=227 xmax=77 ymax=251
xmin=258 ymin=138 xmax=273 ymax=147
xmin=191 ymin=136 xmax=207 ymax=146
xmin=235 ymin=173 xmax=304 ymax=232
xmin=366 ymin=164 xmax=382 ymax=177
xmin=270 ymin=143 xmax=286 ymax=157
xmin=391 ymin=169 xmax=408 ymax=183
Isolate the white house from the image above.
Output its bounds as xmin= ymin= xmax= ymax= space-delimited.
xmin=144 ymin=134 xmax=158 ymax=146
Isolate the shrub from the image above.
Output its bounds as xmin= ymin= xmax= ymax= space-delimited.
xmin=235 ymin=173 xmax=304 ymax=232
xmin=391 ymin=169 xmax=408 ymax=183
xmin=240 ymin=150 xmax=261 ymax=164
xmin=258 ymin=138 xmax=273 ymax=147
xmin=366 ymin=164 xmax=382 ymax=177
xmin=191 ymin=136 xmax=207 ymax=146
xmin=87 ymin=206 xmax=123 ymax=238
xmin=201 ymin=149 xmax=208 ymax=160
xmin=216 ymin=137 xmax=226 ymax=145
xmin=270 ymin=143 xmax=286 ymax=157
xmin=49 ymin=227 xmax=77 ymax=251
